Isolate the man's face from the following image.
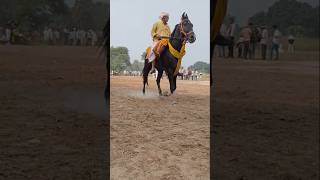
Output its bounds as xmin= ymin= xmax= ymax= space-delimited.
xmin=162 ymin=16 xmax=169 ymax=24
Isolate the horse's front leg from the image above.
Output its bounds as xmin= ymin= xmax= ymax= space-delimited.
xmin=173 ymin=75 xmax=177 ymax=92
xmin=156 ymin=69 xmax=164 ymax=95
xmin=167 ymin=69 xmax=175 ymax=94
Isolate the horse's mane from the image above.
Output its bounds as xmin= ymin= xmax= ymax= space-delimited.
xmin=170 ymin=24 xmax=180 ymax=40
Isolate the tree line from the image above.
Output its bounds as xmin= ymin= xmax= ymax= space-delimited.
xmin=0 ymin=0 xmax=107 ymax=32
xmin=110 ymin=46 xmax=210 ymax=74
xmin=249 ymin=0 xmax=319 ymax=37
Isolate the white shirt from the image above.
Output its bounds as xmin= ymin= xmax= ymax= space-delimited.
xmin=260 ymin=29 xmax=268 ymax=45
xmin=48 ymin=29 xmax=53 ymax=40
xmin=5 ymin=28 xmax=11 ymax=41
xmin=227 ymin=23 xmax=236 ymax=37
xmin=220 ymin=24 xmax=227 ymax=36
xmin=272 ymin=29 xmax=281 ymax=44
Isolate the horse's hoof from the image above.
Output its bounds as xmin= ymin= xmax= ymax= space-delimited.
xmin=163 ymin=91 xmax=169 ymax=96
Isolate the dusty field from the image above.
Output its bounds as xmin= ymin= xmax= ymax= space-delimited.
xmin=110 ymin=76 xmax=210 ymax=179
xmin=0 ymin=46 xmax=108 ymax=179
xmin=212 ymin=51 xmax=319 ymax=179
xmin=1 ymin=45 xmax=318 ymax=180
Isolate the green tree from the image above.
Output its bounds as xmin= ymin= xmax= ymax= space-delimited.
xmin=110 ymin=46 xmax=131 ymax=72
xmin=190 ymin=61 xmax=210 ymax=74
xmin=0 ymin=0 xmax=69 ymax=31
xmin=249 ymin=0 xmax=319 ymax=37
xmin=0 ymin=0 xmax=106 ymax=32
xmin=129 ymin=60 xmax=144 ymax=71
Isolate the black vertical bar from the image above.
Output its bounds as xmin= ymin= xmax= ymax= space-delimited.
xmin=210 ymin=1 xmax=217 ymax=179
xmin=104 ymin=1 xmax=110 ymax=179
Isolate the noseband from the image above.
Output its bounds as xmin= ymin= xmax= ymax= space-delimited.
xmin=179 ymin=20 xmax=194 ymax=42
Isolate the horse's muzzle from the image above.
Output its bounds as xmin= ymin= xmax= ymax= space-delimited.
xmin=188 ymin=32 xmax=196 ymax=43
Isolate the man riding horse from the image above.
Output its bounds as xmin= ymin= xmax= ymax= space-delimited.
xmin=143 ymin=12 xmax=196 ymax=95
xmin=148 ymin=12 xmax=171 ymax=74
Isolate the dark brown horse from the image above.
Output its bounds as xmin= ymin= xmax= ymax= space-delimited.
xmin=142 ymin=13 xmax=196 ymax=95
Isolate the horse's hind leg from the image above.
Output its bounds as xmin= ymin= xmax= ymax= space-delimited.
xmin=142 ymin=62 xmax=151 ymax=94
xmin=156 ymin=70 xmax=164 ymax=95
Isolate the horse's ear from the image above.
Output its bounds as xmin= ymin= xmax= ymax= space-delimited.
xmin=182 ymin=12 xmax=185 ymax=19
xmin=185 ymin=13 xmax=188 ymax=19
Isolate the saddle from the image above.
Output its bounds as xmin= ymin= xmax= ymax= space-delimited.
xmin=145 ymin=39 xmax=169 ymax=60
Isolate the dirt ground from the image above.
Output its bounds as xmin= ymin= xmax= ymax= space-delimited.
xmin=212 ymin=51 xmax=319 ymax=179
xmin=0 ymin=46 xmax=108 ymax=180
xmin=0 ymin=45 xmax=319 ymax=180
xmin=110 ymin=76 xmax=210 ymax=179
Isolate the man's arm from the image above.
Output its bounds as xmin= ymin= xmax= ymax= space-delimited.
xmin=151 ymin=22 xmax=158 ymax=39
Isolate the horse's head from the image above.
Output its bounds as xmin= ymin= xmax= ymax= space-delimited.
xmin=180 ymin=12 xmax=196 ymax=43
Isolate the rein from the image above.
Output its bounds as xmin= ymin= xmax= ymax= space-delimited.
xmin=179 ymin=20 xmax=194 ymax=41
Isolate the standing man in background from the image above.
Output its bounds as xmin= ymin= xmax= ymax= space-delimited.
xmin=69 ymin=27 xmax=76 ymax=46
xmin=270 ymin=25 xmax=282 ymax=60
xmin=63 ymin=27 xmax=69 ymax=45
xmin=90 ymin=30 xmax=98 ymax=47
xmin=227 ymin=17 xmax=236 ymax=58
xmin=249 ymin=23 xmax=261 ymax=59
xmin=53 ymin=28 xmax=60 ymax=45
xmin=260 ymin=25 xmax=268 ymax=60
xmin=288 ymin=35 xmax=295 ymax=53
xmin=5 ymin=24 xmax=12 ymax=45
xmin=240 ymin=23 xmax=252 ymax=59
xmin=217 ymin=23 xmax=227 ymax=58
xmin=47 ymin=27 xmax=53 ymax=45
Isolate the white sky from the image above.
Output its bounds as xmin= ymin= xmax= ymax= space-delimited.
xmin=110 ymin=0 xmax=210 ymax=67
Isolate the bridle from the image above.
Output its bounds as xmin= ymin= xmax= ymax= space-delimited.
xmin=179 ymin=19 xmax=194 ymax=43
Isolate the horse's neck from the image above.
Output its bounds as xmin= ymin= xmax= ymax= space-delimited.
xmin=170 ymin=25 xmax=183 ymax=51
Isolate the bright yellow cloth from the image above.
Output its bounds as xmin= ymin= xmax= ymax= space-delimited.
xmin=146 ymin=39 xmax=168 ymax=58
xmin=160 ymin=39 xmax=169 ymax=46
xmin=151 ymin=20 xmax=171 ymax=41
xmin=168 ymin=41 xmax=186 ymax=76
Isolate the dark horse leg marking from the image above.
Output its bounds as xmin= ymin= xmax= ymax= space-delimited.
xmin=142 ymin=61 xmax=152 ymax=94
xmin=156 ymin=69 xmax=164 ymax=95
